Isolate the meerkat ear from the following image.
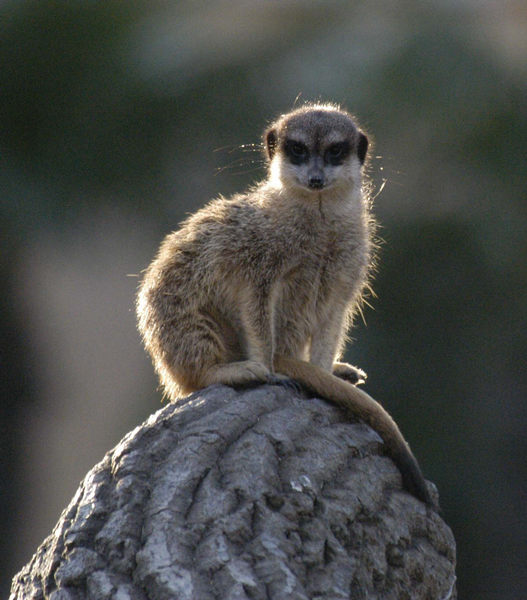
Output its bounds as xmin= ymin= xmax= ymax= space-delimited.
xmin=265 ymin=128 xmax=278 ymax=160
xmin=357 ymin=132 xmax=368 ymax=165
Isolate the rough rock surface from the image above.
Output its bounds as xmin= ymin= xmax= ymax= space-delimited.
xmin=10 ymin=383 xmax=457 ymax=600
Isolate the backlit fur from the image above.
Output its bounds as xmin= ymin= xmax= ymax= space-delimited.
xmin=137 ymin=103 xmax=432 ymax=505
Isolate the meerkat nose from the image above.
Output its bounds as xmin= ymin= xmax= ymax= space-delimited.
xmin=308 ymin=175 xmax=324 ymax=189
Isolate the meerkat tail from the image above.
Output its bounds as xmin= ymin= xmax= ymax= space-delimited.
xmin=274 ymin=355 xmax=433 ymax=506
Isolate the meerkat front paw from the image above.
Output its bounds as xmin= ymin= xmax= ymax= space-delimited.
xmin=203 ymin=360 xmax=271 ymax=388
xmin=332 ymin=361 xmax=367 ymax=385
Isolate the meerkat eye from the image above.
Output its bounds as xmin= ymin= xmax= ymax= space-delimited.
xmin=291 ymin=142 xmax=308 ymax=158
xmin=325 ymin=142 xmax=350 ymax=165
xmin=285 ymin=140 xmax=309 ymax=164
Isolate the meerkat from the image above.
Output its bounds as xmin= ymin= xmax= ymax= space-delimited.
xmin=137 ymin=103 xmax=432 ymax=505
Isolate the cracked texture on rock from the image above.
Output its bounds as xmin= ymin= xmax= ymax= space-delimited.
xmin=10 ymin=384 xmax=457 ymax=600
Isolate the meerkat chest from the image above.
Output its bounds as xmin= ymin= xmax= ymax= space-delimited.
xmin=294 ymin=220 xmax=366 ymax=282
xmin=277 ymin=225 xmax=367 ymax=316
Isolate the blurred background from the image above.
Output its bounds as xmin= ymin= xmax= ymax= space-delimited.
xmin=1 ymin=1 xmax=525 ymax=597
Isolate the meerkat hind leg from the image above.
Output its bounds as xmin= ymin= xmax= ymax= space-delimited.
xmin=201 ymin=360 xmax=271 ymax=389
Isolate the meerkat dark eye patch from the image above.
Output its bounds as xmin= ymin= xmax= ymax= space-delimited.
xmin=324 ymin=141 xmax=350 ymax=166
xmin=284 ymin=140 xmax=309 ymax=164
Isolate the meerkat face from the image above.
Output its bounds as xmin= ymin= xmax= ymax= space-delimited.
xmin=265 ymin=105 xmax=368 ymax=194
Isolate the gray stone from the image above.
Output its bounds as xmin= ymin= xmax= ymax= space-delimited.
xmin=10 ymin=384 xmax=457 ymax=599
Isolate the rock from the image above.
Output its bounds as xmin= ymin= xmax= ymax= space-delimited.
xmin=10 ymin=383 xmax=457 ymax=599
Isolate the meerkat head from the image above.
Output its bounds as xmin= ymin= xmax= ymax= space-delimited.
xmin=264 ymin=104 xmax=368 ymax=195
